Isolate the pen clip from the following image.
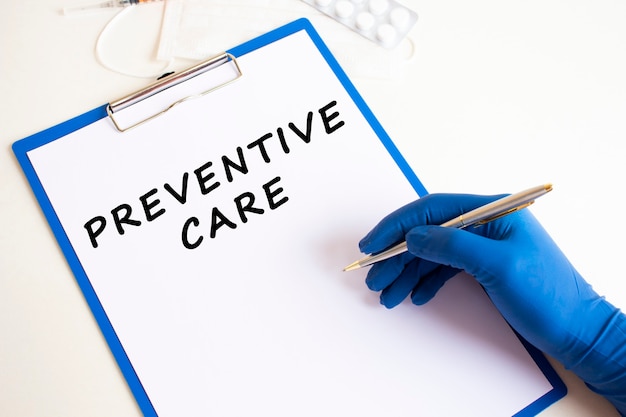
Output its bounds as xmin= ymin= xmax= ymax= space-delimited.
xmin=473 ymin=201 xmax=535 ymax=227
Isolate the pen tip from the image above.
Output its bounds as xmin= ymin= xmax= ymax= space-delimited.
xmin=343 ymin=261 xmax=361 ymax=272
xmin=545 ymin=183 xmax=553 ymax=192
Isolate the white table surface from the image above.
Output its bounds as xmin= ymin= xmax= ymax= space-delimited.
xmin=1 ymin=1 xmax=625 ymax=415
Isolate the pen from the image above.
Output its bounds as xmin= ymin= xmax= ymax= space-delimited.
xmin=343 ymin=183 xmax=553 ymax=272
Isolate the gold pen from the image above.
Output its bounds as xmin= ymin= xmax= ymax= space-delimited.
xmin=343 ymin=183 xmax=553 ymax=272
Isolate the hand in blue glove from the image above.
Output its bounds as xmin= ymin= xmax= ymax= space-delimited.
xmin=359 ymin=193 xmax=626 ymax=415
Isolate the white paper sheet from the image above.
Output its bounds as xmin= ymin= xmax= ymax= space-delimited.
xmin=26 ymin=25 xmax=555 ymax=416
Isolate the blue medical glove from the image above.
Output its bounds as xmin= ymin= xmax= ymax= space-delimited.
xmin=359 ymin=193 xmax=626 ymax=415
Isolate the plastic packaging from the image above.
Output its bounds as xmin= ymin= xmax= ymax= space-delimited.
xmin=301 ymin=0 xmax=417 ymax=48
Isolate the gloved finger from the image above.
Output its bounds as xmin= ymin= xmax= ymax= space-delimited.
xmin=359 ymin=193 xmax=506 ymax=255
xmin=410 ymin=266 xmax=461 ymax=305
xmin=405 ymin=225 xmax=506 ymax=288
xmin=378 ymin=259 xmax=443 ymax=308
xmin=365 ymin=251 xmax=415 ymax=291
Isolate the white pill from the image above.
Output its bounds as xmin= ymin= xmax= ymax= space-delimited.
xmin=303 ymin=0 xmax=417 ymax=48
xmin=315 ymin=0 xmax=332 ymax=7
xmin=355 ymin=11 xmax=375 ymax=31
xmin=389 ymin=7 xmax=411 ymax=29
xmin=335 ymin=0 xmax=355 ymax=18
xmin=376 ymin=23 xmax=397 ymax=44
xmin=369 ymin=0 xmax=389 ymax=15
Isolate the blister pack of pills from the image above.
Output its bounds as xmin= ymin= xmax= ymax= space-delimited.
xmin=301 ymin=0 xmax=417 ymax=48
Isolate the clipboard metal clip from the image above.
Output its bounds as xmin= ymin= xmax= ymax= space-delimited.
xmin=107 ymin=52 xmax=242 ymax=132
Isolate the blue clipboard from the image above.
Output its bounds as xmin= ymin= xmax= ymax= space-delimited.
xmin=13 ymin=18 xmax=565 ymax=417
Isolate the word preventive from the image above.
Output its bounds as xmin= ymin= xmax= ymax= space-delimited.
xmin=84 ymin=100 xmax=345 ymax=249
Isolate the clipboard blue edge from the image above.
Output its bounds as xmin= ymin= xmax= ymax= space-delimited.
xmin=512 ymin=335 xmax=567 ymax=417
xmin=11 ymin=17 xmax=566 ymax=417
xmin=12 ymin=105 xmax=158 ymax=417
